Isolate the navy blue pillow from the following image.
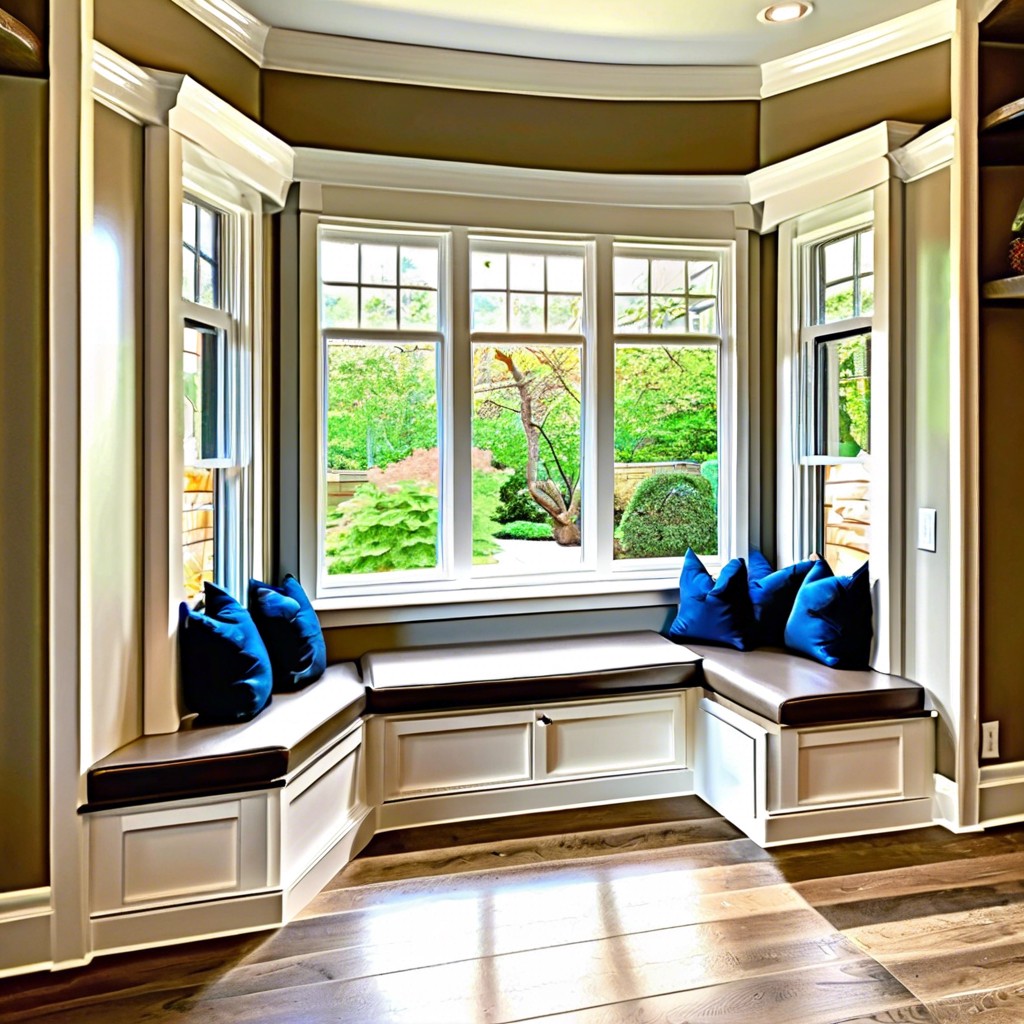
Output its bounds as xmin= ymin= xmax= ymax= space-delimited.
xmin=667 ymin=549 xmax=752 ymax=650
xmin=248 ymin=574 xmax=327 ymax=692
xmin=179 ymin=582 xmax=272 ymax=722
xmin=784 ymin=560 xmax=873 ymax=668
xmin=748 ymin=551 xmax=819 ymax=648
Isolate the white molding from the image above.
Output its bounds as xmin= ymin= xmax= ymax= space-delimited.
xmin=263 ymin=28 xmax=761 ymax=101
xmin=90 ymin=43 xmax=178 ymax=125
xmin=979 ymin=760 xmax=1024 ymax=826
xmin=889 ymin=119 xmax=956 ymax=182
xmin=169 ymin=76 xmax=294 ymax=208
xmin=294 ymin=147 xmax=749 ymax=209
xmin=169 ymin=0 xmax=269 ymax=65
xmin=748 ymin=121 xmax=922 ymax=231
xmin=760 ymin=1 xmax=955 ymax=98
xmin=0 ymin=890 xmax=53 ymax=978
xmin=978 ymin=0 xmax=1004 ymax=21
xmin=979 ymin=759 xmax=1024 ymax=786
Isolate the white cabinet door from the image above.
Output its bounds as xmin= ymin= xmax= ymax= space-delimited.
xmin=533 ymin=694 xmax=686 ymax=783
xmin=382 ymin=708 xmax=534 ymax=800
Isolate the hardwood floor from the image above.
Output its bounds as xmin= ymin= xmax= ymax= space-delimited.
xmin=4 ymin=798 xmax=1024 ymax=1023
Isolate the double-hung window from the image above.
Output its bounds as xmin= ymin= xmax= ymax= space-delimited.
xmin=314 ymin=223 xmax=729 ymax=600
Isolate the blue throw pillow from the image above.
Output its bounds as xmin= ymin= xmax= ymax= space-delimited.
xmin=179 ymin=582 xmax=273 ymax=722
xmin=667 ymin=549 xmax=752 ymax=650
xmin=784 ymin=560 xmax=873 ymax=668
xmin=249 ymin=574 xmax=327 ymax=692
xmin=747 ymin=550 xmax=819 ymax=648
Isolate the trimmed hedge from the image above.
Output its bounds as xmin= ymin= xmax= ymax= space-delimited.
xmin=495 ymin=520 xmax=553 ymax=540
xmin=619 ymin=472 xmax=717 ymax=558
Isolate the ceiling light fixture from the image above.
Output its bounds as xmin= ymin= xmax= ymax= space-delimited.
xmin=757 ymin=2 xmax=814 ymax=24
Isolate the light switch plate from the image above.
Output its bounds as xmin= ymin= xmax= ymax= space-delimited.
xmin=917 ymin=508 xmax=937 ymax=552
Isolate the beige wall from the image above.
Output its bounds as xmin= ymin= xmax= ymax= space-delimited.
xmin=760 ymin=44 xmax=952 ymax=166
xmin=0 ymin=75 xmax=48 ymax=893
xmin=84 ymin=102 xmax=144 ymax=764
xmin=902 ymin=167 xmax=955 ymax=775
xmin=262 ymin=71 xmax=760 ymax=174
xmin=94 ymin=0 xmax=260 ymax=119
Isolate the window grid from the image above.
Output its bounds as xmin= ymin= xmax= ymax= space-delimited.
xmin=814 ymin=228 xmax=873 ymax=324
xmin=612 ymin=251 xmax=721 ymax=337
xmin=182 ymin=198 xmax=221 ymax=309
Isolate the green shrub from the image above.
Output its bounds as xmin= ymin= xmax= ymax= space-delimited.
xmin=495 ymin=520 xmax=553 ymax=540
xmin=471 ymin=470 xmax=503 ymax=562
xmin=700 ymin=459 xmax=719 ymax=500
xmin=619 ymin=472 xmax=717 ymax=558
xmin=496 ymin=469 xmax=546 ymax=524
xmin=327 ymin=481 xmax=437 ymax=575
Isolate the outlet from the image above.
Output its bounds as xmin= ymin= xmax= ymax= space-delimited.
xmin=917 ymin=508 xmax=937 ymax=552
xmin=982 ymin=721 xmax=1000 ymax=759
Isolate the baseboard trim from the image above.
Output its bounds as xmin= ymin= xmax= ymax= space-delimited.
xmin=376 ymin=768 xmax=694 ymax=831
xmin=978 ymin=760 xmax=1024 ymax=826
xmin=0 ymin=888 xmax=53 ymax=978
xmin=757 ymin=797 xmax=936 ymax=848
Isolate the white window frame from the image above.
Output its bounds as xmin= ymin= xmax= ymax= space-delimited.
xmin=303 ymin=211 xmax=743 ymax=613
xmin=778 ymin=187 xmax=902 ymax=673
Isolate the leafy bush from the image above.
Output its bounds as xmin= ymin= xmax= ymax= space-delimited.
xmin=495 ymin=520 xmax=553 ymax=540
xmin=327 ymin=482 xmax=437 ymax=575
xmin=496 ymin=469 xmax=546 ymax=524
xmin=700 ymin=459 xmax=719 ymax=500
xmin=619 ymin=472 xmax=717 ymax=558
xmin=472 ymin=470 xmax=503 ymax=562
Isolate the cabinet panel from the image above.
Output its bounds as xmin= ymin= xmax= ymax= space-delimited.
xmin=537 ymin=695 xmax=684 ymax=781
xmin=695 ymin=699 xmax=763 ymax=827
xmin=383 ymin=709 xmax=533 ymax=800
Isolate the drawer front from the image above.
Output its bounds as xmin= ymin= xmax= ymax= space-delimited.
xmin=283 ymin=726 xmax=364 ymax=879
xmin=536 ymin=695 xmax=685 ymax=782
xmin=90 ymin=795 xmax=270 ymax=913
xmin=383 ymin=709 xmax=534 ymax=800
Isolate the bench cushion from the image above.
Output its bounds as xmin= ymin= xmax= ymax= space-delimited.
xmin=362 ymin=631 xmax=701 ymax=713
xmin=689 ymin=645 xmax=926 ymax=726
xmin=85 ymin=662 xmax=365 ymax=810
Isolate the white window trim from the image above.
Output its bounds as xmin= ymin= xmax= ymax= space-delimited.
xmin=300 ymin=194 xmax=747 ymax=620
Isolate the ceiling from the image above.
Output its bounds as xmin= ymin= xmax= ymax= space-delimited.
xmin=238 ymin=0 xmax=940 ymax=66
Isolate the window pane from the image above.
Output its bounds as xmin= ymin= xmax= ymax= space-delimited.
xmin=860 ymin=231 xmax=874 ymax=273
xmin=689 ymin=297 xmax=717 ymax=334
xmin=614 ymin=256 xmax=648 ymax=292
xmin=547 ymin=294 xmax=582 ymax=332
xmin=361 ymin=244 xmax=397 ymax=285
xmin=400 ymin=245 xmax=439 ymax=289
xmin=823 ymin=462 xmax=870 ymax=575
xmin=650 ymin=295 xmax=687 ymax=332
xmin=322 ymin=285 xmax=358 ymax=329
xmin=183 ymin=325 xmax=227 ymax=463
xmin=472 ymin=292 xmax=507 ymax=331
xmin=324 ymin=341 xmax=440 ymax=577
xmin=182 ymin=248 xmax=195 ymax=302
xmin=199 ymin=257 xmax=216 ymax=307
xmin=613 ymin=345 xmax=718 ymax=560
xmin=547 ymin=255 xmax=583 ymax=292
xmin=472 ymin=343 xmax=583 ymax=574
xmin=509 ymin=253 xmax=544 ymax=291
xmin=860 ymin=273 xmax=874 ymax=315
xmin=651 ymin=259 xmax=686 ymax=293
xmin=182 ymin=201 xmax=196 ymax=247
xmin=510 ymin=292 xmax=544 ymax=331
xmin=615 ymin=295 xmax=648 ymax=332
xmin=471 ymin=251 xmax=506 ymax=290
xmin=183 ymin=466 xmax=216 ymax=601
xmin=321 ymin=239 xmax=359 ymax=283
xmin=823 ymin=235 xmax=854 ymax=284
xmin=816 ymin=331 xmax=870 ymax=457
xmin=360 ymin=287 xmax=397 ymax=328
xmin=400 ymin=289 xmax=437 ymax=328
xmin=824 ymin=282 xmax=855 ymax=323
xmin=199 ymin=207 xmax=217 ymax=260
xmin=688 ymin=260 xmax=717 ymax=295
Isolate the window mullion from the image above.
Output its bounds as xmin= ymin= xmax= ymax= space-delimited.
xmin=592 ymin=235 xmax=614 ymax=573
xmin=449 ymin=227 xmax=472 ymax=579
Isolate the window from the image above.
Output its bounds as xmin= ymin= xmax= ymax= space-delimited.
xmin=180 ymin=194 xmax=250 ymax=601
xmin=315 ymin=224 xmax=730 ymax=600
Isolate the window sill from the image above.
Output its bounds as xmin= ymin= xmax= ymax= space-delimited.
xmin=313 ymin=575 xmax=682 ymax=627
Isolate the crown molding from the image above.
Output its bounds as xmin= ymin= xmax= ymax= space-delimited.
xmin=293 ymin=147 xmax=750 ymax=209
xmin=749 ymin=120 xmax=923 ymax=230
xmin=169 ymin=0 xmax=269 ymax=64
xmin=889 ymin=119 xmax=955 ymax=182
xmin=760 ymin=1 xmax=955 ymax=99
xmin=91 ymin=43 xmax=180 ymax=124
xmin=263 ymin=29 xmax=761 ymax=100
xmin=978 ymin=0 xmax=1004 ymax=22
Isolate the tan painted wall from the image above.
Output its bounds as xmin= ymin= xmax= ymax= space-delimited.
xmin=262 ymin=71 xmax=759 ymax=174
xmin=94 ymin=0 xmax=260 ymax=119
xmin=903 ymin=167 xmax=954 ymax=775
xmin=760 ymin=43 xmax=952 ymax=166
xmin=84 ymin=102 xmax=144 ymax=764
xmin=0 ymin=75 xmax=48 ymax=893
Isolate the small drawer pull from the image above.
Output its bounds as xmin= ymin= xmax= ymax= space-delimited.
xmin=537 ymin=714 xmax=553 ymax=726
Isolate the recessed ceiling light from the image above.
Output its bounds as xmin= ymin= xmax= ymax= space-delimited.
xmin=757 ymin=2 xmax=814 ymax=24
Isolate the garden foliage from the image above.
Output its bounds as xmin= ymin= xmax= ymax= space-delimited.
xmin=619 ymin=472 xmax=717 ymax=558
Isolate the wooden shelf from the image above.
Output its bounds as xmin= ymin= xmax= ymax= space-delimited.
xmin=0 ymin=7 xmax=42 ymax=74
xmin=983 ymin=275 xmax=1024 ymax=300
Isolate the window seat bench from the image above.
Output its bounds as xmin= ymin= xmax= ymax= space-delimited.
xmin=687 ymin=644 xmax=935 ymax=847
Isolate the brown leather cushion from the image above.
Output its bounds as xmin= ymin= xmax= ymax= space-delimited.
xmin=362 ymin=631 xmax=701 ymax=713
xmin=689 ymin=645 xmax=926 ymax=725
xmin=85 ymin=663 xmax=365 ymax=810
